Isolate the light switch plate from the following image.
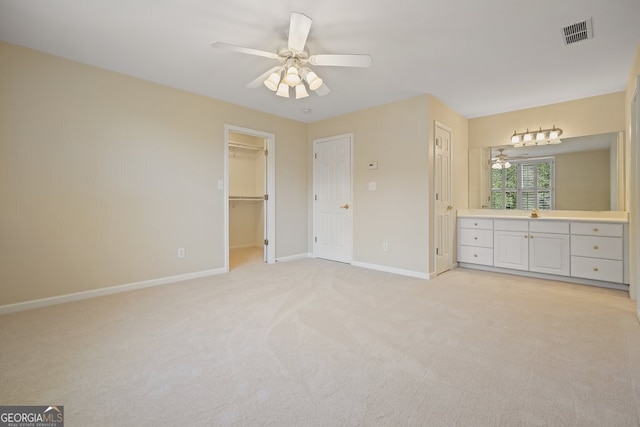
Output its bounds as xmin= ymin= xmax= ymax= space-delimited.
xmin=369 ymin=182 xmax=376 ymax=191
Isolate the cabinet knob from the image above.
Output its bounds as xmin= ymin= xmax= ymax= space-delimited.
xmin=524 ymin=235 xmax=528 ymax=239
xmin=593 ymin=245 xmax=599 ymax=250
xmin=474 ymin=222 xmax=478 ymax=226
xmin=593 ymin=228 xmax=599 ymax=232
xmin=593 ymin=267 xmax=599 ymax=272
xmin=530 ymin=235 xmax=534 ymax=239
xmin=474 ymin=254 xmax=478 ymax=258
xmin=474 ymin=237 xmax=478 ymax=240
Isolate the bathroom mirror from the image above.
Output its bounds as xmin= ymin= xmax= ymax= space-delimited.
xmin=468 ymin=132 xmax=625 ymax=211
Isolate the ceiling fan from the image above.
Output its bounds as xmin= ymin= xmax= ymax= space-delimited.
xmin=491 ymin=149 xmax=512 ymax=169
xmin=211 ymin=12 xmax=372 ymax=99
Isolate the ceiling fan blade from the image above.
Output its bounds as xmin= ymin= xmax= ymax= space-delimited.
xmin=315 ymin=83 xmax=331 ymax=96
xmin=288 ymin=12 xmax=312 ymax=52
xmin=309 ymin=54 xmax=372 ymax=68
xmin=211 ymin=41 xmax=279 ymax=60
xmin=246 ymin=66 xmax=283 ymax=88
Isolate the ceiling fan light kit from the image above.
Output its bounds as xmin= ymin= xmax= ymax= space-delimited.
xmin=511 ymin=126 xmax=563 ymax=147
xmin=492 ymin=148 xmax=512 ymax=169
xmin=212 ymin=12 xmax=372 ymax=100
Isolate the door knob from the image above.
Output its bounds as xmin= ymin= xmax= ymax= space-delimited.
xmin=340 ymin=204 xmax=350 ymax=209
xmin=447 ymin=205 xmax=453 ymax=210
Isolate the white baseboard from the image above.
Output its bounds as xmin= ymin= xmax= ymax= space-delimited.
xmin=276 ymin=253 xmax=311 ymax=263
xmin=351 ymin=261 xmax=429 ymax=280
xmin=0 ymin=268 xmax=226 ymax=315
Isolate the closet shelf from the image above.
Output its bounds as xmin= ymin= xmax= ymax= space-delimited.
xmin=229 ymin=141 xmax=264 ymax=151
xmin=229 ymin=196 xmax=264 ymax=201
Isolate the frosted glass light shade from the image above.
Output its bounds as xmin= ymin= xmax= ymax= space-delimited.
xmin=295 ymin=84 xmax=309 ymax=99
xmin=276 ymin=83 xmax=289 ymax=98
xmin=264 ymin=72 xmax=280 ymax=91
xmin=305 ymin=71 xmax=323 ymax=91
xmin=284 ymin=66 xmax=301 ymax=86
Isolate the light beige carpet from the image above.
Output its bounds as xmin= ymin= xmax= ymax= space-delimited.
xmin=2 ymin=254 xmax=640 ymax=426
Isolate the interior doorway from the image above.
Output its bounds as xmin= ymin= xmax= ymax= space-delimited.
xmin=224 ymin=125 xmax=275 ymax=271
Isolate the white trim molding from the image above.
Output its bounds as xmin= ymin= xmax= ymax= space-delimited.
xmin=276 ymin=253 xmax=312 ymax=263
xmin=0 ymin=268 xmax=225 ymax=315
xmin=351 ymin=261 xmax=430 ymax=280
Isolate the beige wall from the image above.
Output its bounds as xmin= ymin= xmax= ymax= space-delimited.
xmin=625 ymin=43 xmax=640 ymax=303
xmin=308 ymin=96 xmax=431 ymax=274
xmin=555 ymin=150 xmax=610 ymax=211
xmin=307 ymin=95 xmax=468 ymax=276
xmin=468 ymin=93 xmax=626 ymax=210
xmin=469 ymin=92 xmax=625 ymax=149
xmin=0 ymin=42 xmax=308 ymax=306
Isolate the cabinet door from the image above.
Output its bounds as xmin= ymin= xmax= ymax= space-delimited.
xmin=494 ymin=231 xmax=529 ymax=271
xmin=529 ymin=232 xmax=570 ymax=276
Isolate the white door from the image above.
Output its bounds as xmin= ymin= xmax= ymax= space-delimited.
xmin=435 ymin=123 xmax=453 ymax=275
xmin=313 ymin=135 xmax=353 ymax=263
xmin=529 ymin=232 xmax=570 ymax=276
xmin=494 ymin=231 xmax=529 ymax=271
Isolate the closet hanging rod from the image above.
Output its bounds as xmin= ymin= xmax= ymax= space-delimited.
xmin=228 ymin=141 xmax=264 ymax=151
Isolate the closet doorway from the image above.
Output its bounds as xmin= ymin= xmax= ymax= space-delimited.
xmin=224 ymin=125 xmax=275 ymax=270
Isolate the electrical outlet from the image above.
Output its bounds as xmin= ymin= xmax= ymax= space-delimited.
xmin=178 ymin=248 xmax=185 ymax=258
xmin=383 ymin=242 xmax=388 ymax=252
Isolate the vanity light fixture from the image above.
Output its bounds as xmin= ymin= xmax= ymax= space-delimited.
xmin=511 ymin=126 xmax=563 ymax=147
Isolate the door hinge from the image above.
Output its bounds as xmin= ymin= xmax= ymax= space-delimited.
xmin=314 ymin=236 xmax=317 ymax=243
xmin=264 ymin=149 xmax=268 ymax=156
xmin=314 ymin=194 xmax=318 ymax=201
xmin=264 ymin=239 xmax=269 ymax=246
xmin=436 ymin=193 xmax=439 ymax=201
xmin=314 ymin=153 xmax=318 ymax=159
xmin=264 ymin=194 xmax=269 ymax=201
xmin=436 ymin=248 xmax=439 ymax=255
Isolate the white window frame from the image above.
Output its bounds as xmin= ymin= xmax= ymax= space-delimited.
xmin=491 ymin=157 xmax=555 ymax=210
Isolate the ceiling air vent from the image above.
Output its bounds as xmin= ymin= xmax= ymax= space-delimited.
xmin=562 ymin=18 xmax=593 ymax=45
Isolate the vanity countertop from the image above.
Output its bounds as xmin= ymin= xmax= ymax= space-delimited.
xmin=457 ymin=209 xmax=629 ymax=223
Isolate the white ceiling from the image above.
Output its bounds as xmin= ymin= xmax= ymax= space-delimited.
xmin=1 ymin=0 xmax=639 ymax=123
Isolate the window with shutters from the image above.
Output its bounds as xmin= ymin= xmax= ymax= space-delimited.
xmin=491 ymin=158 xmax=554 ymax=210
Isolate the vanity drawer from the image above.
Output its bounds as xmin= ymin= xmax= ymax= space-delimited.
xmin=494 ymin=219 xmax=528 ymax=232
xmin=459 ymin=229 xmax=493 ymax=248
xmin=571 ymin=256 xmax=623 ymax=283
xmin=571 ymin=222 xmax=623 ymax=237
xmin=459 ymin=218 xmax=493 ymax=230
xmin=529 ymin=220 xmax=569 ymax=234
xmin=458 ymin=245 xmax=493 ymax=266
xmin=571 ymin=235 xmax=623 ymax=260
